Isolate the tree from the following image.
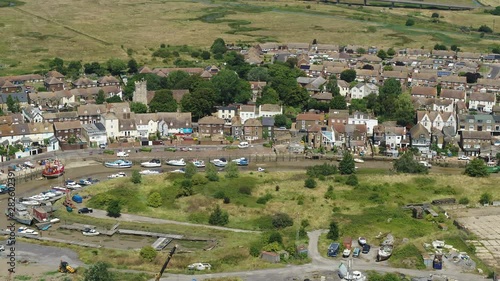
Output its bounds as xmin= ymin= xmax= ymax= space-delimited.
xmin=463 ymin=72 xmax=481 ymax=84
xmin=200 ymin=51 xmax=211 ymax=60
xmin=49 ymin=57 xmax=65 ymax=74
xmin=106 ymin=95 xmax=122 ymax=103
xmin=96 ymin=90 xmax=105 ymax=104
xmin=339 ymin=151 xmax=356 ymax=175
xmin=383 ymin=65 xmax=394 ymax=71
xmin=147 ymin=192 xmax=162 ymax=208
xmin=130 ymin=102 xmax=148 ymax=113
xmin=181 ymin=87 xmax=217 ymax=121
xmin=349 ymin=99 xmax=367 ymax=112
xmin=274 ymin=114 xmax=288 ymax=128
xmin=330 ymin=95 xmax=347 ymax=109
xmin=478 ymin=25 xmax=493 ymax=33
xmin=387 ymin=48 xmax=396 ymax=57
xmin=433 ymin=44 xmax=447 ymax=50
xmin=127 ymin=59 xmax=138 ymax=74
xmin=66 ymin=60 xmax=82 ymax=79
xmin=139 ymin=246 xmax=157 ymax=262
xmin=107 ymin=200 xmax=122 ymax=218
xmin=166 ymin=70 xmax=190 ymax=89
xmin=84 ymin=262 xmax=115 ymax=281
xmin=393 ymin=93 xmax=415 ymax=126
xmin=325 ymin=76 xmax=340 ymax=96
xmin=376 ymin=78 xmax=402 ymax=118
xmin=393 ymin=152 xmax=428 ymax=174
xmin=224 ymin=51 xmax=251 ymax=78
xmin=205 ymin=163 xmax=219 ymax=181
xmin=377 ymin=49 xmax=388 ymax=60
xmin=346 ymin=174 xmax=358 ymax=186
xmin=304 ymin=178 xmax=317 ymax=188
xmin=208 ymin=205 xmax=229 ymax=226
xmin=268 ymin=231 xmax=283 ymax=245
xmin=405 ymin=18 xmax=415 ymax=26
xmin=84 ymin=62 xmax=105 ymax=76
xmin=362 ymin=64 xmax=374 ymax=70
xmin=327 ymin=221 xmax=339 ymax=240
xmin=210 ymin=38 xmax=227 ymax=56
xmin=464 ymin=158 xmax=489 ymax=177
xmin=211 ymin=69 xmax=252 ymax=105
xmin=247 ymin=67 xmax=269 ymax=82
xmin=493 ymin=46 xmax=500 ymax=54
xmin=451 ymin=45 xmax=460 ymax=52
xmin=272 ymin=213 xmax=293 ymax=229
xmin=431 ymin=12 xmax=440 ymax=18
xmin=267 ymin=63 xmax=309 ymax=107
xmin=184 ymin=162 xmax=197 ymax=179
xmin=6 ymin=95 xmax=20 ymax=113
xmin=340 ymin=69 xmax=356 ymax=83
xmin=256 ymin=86 xmax=280 ymax=105
xmin=106 ymin=58 xmax=127 ymax=76
xmin=149 ymin=89 xmax=177 ymax=112
xmin=225 ymin=162 xmax=239 ymax=178
xmin=131 ymin=170 xmax=142 ymax=184
xmin=479 ymin=192 xmax=492 ymax=205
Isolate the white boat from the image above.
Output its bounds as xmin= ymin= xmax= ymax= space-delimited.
xmin=166 ymin=158 xmax=186 ymax=166
xmin=191 ymin=160 xmax=205 ymax=168
xmin=210 ymin=158 xmax=228 ymax=168
xmin=139 ymin=170 xmax=160 ymax=175
xmin=20 ymin=200 xmax=40 ymax=206
xmin=108 ymin=172 xmax=127 ymax=179
xmin=52 ymin=186 xmax=69 ymax=192
xmin=24 ymin=161 xmax=35 ymax=168
xmin=338 ymin=261 xmax=366 ymax=281
xmin=82 ymin=228 xmax=100 ymax=236
xmin=257 ymin=167 xmax=266 ymax=172
xmin=141 ymin=159 xmax=162 ymax=168
xmin=354 ymin=158 xmax=364 ymax=163
xmin=42 ymin=192 xmax=56 ymax=198
xmin=18 ymin=227 xmax=39 ymax=235
xmin=29 ymin=194 xmax=49 ymax=201
xmin=171 ymin=168 xmax=185 ymax=174
xmin=117 ymin=151 xmax=129 ymax=157
xmin=66 ymin=181 xmax=82 ymax=189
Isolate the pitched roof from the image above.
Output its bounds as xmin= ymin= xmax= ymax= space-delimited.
xmin=97 ymin=75 xmax=120 ymax=84
xmin=297 ymin=113 xmax=323 ymax=121
xmin=240 ymin=105 xmax=256 ymax=113
xmin=135 ymin=113 xmax=158 ymax=125
xmin=244 ymin=118 xmax=262 ymax=127
xmin=409 ymin=123 xmax=430 ymax=137
xmin=411 ymin=86 xmax=437 ymax=97
xmin=171 ymin=89 xmax=189 ymax=103
xmin=44 ymin=77 xmax=64 ymax=85
xmin=118 ymin=119 xmax=136 ymax=132
xmin=156 ymin=112 xmax=191 ymax=128
xmin=469 ymin=92 xmax=495 ymax=102
xmin=311 ymin=92 xmax=332 ymax=101
xmin=198 ymin=116 xmax=224 ymax=125
xmin=46 ymin=70 xmax=65 ymax=79
xmin=77 ymin=104 xmax=106 ymax=116
xmin=53 ymin=120 xmax=82 ymax=131
xmin=438 ymin=75 xmax=466 ymax=83
xmin=260 ymin=104 xmax=281 ymax=112
xmin=461 ymin=131 xmax=491 ymax=140
xmin=440 ymin=89 xmax=465 ymax=100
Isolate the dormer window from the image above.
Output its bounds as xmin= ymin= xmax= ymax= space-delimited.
xmin=84 ymin=110 xmax=88 ymax=114
xmin=97 ymin=109 xmax=100 ymax=114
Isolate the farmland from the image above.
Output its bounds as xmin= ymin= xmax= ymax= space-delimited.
xmin=0 ymin=0 xmax=498 ymax=75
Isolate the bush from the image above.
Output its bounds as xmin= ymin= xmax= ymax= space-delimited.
xmin=249 ymin=243 xmax=262 ymax=257
xmin=256 ymin=193 xmax=273 ymax=204
xmin=225 ymin=162 xmax=239 ymax=178
xmin=405 ymin=18 xmax=415 ymax=26
xmin=479 ymin=192 xmax=492 ymax=205
xmin=239 ymin=186 xmax=252 ymax=195
xmin=103 ymin=149 xmax=114 ymax=155
xmin=324 ymin=185 xmax=336 ymax=200
xmin=431 ymin=12 xmax=439 ymax=18
xmin=131 ymin=170 xmax=142 ymax=184
xmin=345 ymin=174 xmax=359 ymax=186
xmin=139 ymin=246 xmax=157 ymax=262
xmin=393 ymin=152 xmax=428 ymax=174
xmin=147 ymin=192 xmax=162 ymax=208
xmin=339 ymin=151 xmax=356 ymax=175
xmin=272 ymin=213 xmax=294 ymax=229
xmin=184 ymin=162 xmax=197 ymax=179
xmin=306 ymin=163 xmax=337 ymax=178
xmin=83 ymin=261 xmax=115 ymax=281
xmin=139 ymin=147 xmax=152 ymax=152
xmin=458 ymin=197 xmax=469 ymax=205
xmin=465 ymin=158 xmax=489 ymax=177
xmin=304 ymin=178 xmax=317 ymax=189
xmin=213 ymin=190 xmax=226 ymax=199
xmin=205 ymin=163 xmax=219 ymax=181
xmin=327 ymin=221 xmax=339 ymax=240
xmin=223 ymin=197 xmax=231 ymax=204
xmin=208 ymin=205 xmax=229 ymax=226
xmin=107 ymin=200 xmax=121 ymax=218
xmin=192 ymin=173 xmax=208 ymax=185
xmin=268 ymin=232 xmax=283 ymax=245
xmin=478 ymin=25 xmax=493 ymax=33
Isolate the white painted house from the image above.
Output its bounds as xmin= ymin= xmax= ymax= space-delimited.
xmin=259 ymin=104 xmax=282 ymax=118
xmin=239 ymin=104 xmax=256 ymax=124
xmin=101 ymin=112 xmax=120 ymax=140
xmin=22 ymin=106 xmax=43 ymax=123
xmin=469 ymin=92 xmax=496 ymax=113
xmin=347 ymin=112 xmax=378 ymax=136
xmin=350 ymin=83 xmax=379 ymax=99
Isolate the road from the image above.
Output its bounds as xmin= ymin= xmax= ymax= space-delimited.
xmin=487 ymin=63 xmax=500 ymax=79
xmin=84 ymin=209 xmax=260 ymax=233
xmin=156 ymin=230 xmax=489 ymax=281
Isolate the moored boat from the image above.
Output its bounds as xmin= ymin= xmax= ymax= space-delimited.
xmin=210 ymin=158 xmax=228 ymax=168
xmin=79 ymin=179 xmax=92 ymax=186
xmin=104 ymin=159 xmax=133 ymax=169
xmin=18 ymin=227 xmax=39 ymax=235
xmin=139 ymin=170 xmax=160 ymax=175
xmin=65 ymin=180 xmax=82 ymax=189
xmin=20 ymin=200 xmax=40 ymax=206
xmin=141 ymin=159 xmax=162 ymax=168
xmin=354 ymin=158 xmax=364 ymax=163
xmin=232 ymin=157 xmax=249 ymax=166
xmin=82 ymin=228 xmax=100 ymax=236
xmin=166 ymin=158 xmax=186 ymax=166
xmin=42 ymin=159 xmax=64 ymax=178
xmin=191 ymin=159 xmax=205 ymax=168
xmin=5 ymin=204 xmax=33 ymax=225
xmin=376 ymin=234 xmax=394 ymax=262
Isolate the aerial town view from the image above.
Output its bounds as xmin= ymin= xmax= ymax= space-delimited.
xmin=0 ymin=0 xmax=500 ymax=280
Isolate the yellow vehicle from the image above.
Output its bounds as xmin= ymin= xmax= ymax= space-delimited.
xmin=59 ymin=260 xmax=76 ymax=273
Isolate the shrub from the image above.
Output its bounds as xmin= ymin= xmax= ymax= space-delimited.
xmin=213 ymin=190 xmax=226 ymax=199
xmin=479 ymin=192 xmax=492 ymax=205
xmin=223 ymin=197 xmax=231 ymax=204
xmin=306 ymin=163 xmax=337 ymax=178
xmin=208 ymin=205 xmax=229 ymax=226
xmin=478 ymin=25 xmax=493 ymax=33
xmin=465 ymin=158 xmax=489 ymax=177
xmin=83 ymin=261 xmax=114 ymax=281
xmin=249 ymin=243 xmax=262 ymax=257
xmin=458 ymin=197 xmax=469 ymax=205
xmin=268 ymin=231 xmax=283 ymax=245
xmin=256 ymin=193 xmax=273 ymax=204
xmin=339 ymin=151 xmax=356 ymax=175
xmin=272 ymin=213 xmax=294 ymax=229
xmin=131 ymin=170 xmax=142 ymax=184
xmin=431 ymin=12 xmax=439 ymax=18
xmin=225 ymin=162 xmax=239 ymax=178
xmin=304 ymin=178 xmax=317 ymax=189
xmin=205 ymin=163 xmax=219 ymax=181
xmin=405 ymin=18 xmax=415 ymax=26
xmin=139 ymin=246 xmax=157 ymax=262
xmin=106 ymin=200 xmax=121 ymax=218
xmin=239 ymin=186 xmax=252 ymax=195
xmin=345 ymin=174 xmax=358 ymax=186
xmin=103 ymin=149 xmax=114 ymax=155
xmin=184 ymin=162 xmax=197 ymax=179
xmin=192 ymin=173 xmax=208 ymax=185
xmin=393 ymin=152 xmax=428 ymax=174
xmin=324 ymin=185 xmax=336 ymax=200
xmin=327 ymin=221 xmax=339 ymax=240
xmin=139 ymin=147 xmax=152 ymax=152
xmin=147 ymin=192 xmax=162 ymax=208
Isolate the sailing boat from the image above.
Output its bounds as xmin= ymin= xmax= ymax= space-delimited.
xmin=338 ymin=259 xmax=366 ymax=281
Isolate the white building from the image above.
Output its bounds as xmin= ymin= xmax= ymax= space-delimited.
xmin=239 ymin=104 xmax=256 ymax=124
xmin=259 ymin=104 xmax=282 ymax=118
xmin=22 ymin=106 xmax=43 ymax=123
xmin=469 ymin=92 xmax=496 ymax=113
xmin=347 ymin=112 xmax=378 ymax=136
xmin=217 ymin=106 xmax=238 ymax=125
xmin=338 ymin=80 xmax=350 ymax=97
xmin=350 ymin=83 xmax=379 ymax=99
xmin=101 ymin=112 xmax=120 ymax=140
xmin=81 ymin=122 xmax=107 ymax=146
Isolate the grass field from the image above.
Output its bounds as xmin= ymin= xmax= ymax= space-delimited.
xmin=64 ymin=166 xmax=500 ymax=273
xmin=0 ymin=0 xmax=498 ymax=75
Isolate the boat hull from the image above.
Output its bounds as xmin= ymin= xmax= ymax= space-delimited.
xmin=141 ymin=163 xmax=162 ymax=168
xmin=376 ymin=253 xmax=392 ymax=262
xmin=43 ymin=171 xmax=64 ymax=178
xmin=104 ymin=163 xmax=132 ymax=169
xmin=166 ymin=162 xmax=186 ymax=166
xmin=82 ymin=232 xmax=100 ymax=236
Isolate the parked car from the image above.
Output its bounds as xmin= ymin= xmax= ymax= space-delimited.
xmin=353 ymin=247 xmax=361 ymax=258
xmin=78 ymin=207 xmax=93 ymax=214
xmin=362 ymin=244 xmax=371 ymax=254
xmin=342 ymin=248 xmax=351 ymax=258
xmin=187 ymin=263 xmax=211 ymax=271
xmin=458 ymin=155 xmax=470 ymax=161
xmin=99 ymin=144 xmax=106 ymax=149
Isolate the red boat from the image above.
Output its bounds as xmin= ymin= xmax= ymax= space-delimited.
xmin=42 ymin=160 xmax=65 ymax=178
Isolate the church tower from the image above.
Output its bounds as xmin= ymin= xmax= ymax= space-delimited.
xmin=133 ymin=79 xmax=148 ymax=105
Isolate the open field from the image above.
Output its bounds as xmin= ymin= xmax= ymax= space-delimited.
xmin=70 ymin=166 xmax=500 ymax=273
xmin=0 ymin=0 xmax=498 ymax=75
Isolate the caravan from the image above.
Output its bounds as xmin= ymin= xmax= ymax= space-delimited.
xmin=238 ymin=142 xmax=249 ymax=149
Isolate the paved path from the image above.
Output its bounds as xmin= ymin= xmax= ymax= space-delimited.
xmin=84 ymin=209 xmax=261 ymax=234
xmin=156 ymin=230 xmax=489 ymax=281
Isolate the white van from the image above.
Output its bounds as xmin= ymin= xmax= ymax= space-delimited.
xmin=238 ymin=142 xmax=249 ymax=149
